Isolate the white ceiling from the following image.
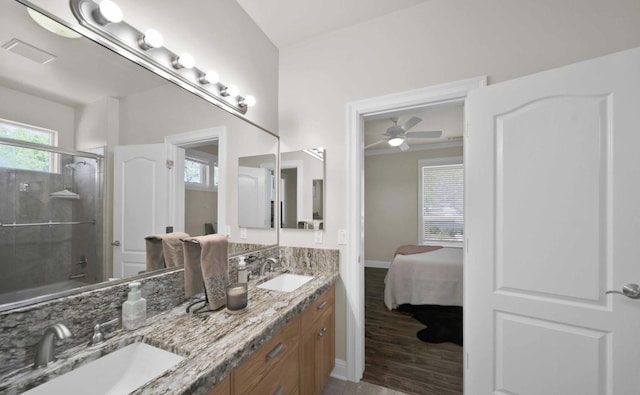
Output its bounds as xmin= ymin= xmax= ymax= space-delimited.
xmin=234 ymin=0 xmax=430 ymax=49
xmin=364 ymin=103 xmax=464 ymax=152
xmin=1 ymin=1 xmax=165 ymax=107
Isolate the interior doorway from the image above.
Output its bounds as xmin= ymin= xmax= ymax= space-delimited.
xmin=165 ymin=126 xmax=228 ymax=236
xmin=344 ymin=77 xmax=486 ymax=381
xmin=361 ymin=103 xmax=465 ymax=393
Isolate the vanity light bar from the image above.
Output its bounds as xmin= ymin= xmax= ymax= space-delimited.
xmin=69 ymin=0 xmax=255 ymax=115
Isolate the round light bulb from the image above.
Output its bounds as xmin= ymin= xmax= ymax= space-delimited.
xmin=243 ymin=95 xmax=256 ymax=107
xmin=98 ymin=0 xmax=123 ymax=24
xmin=388 ymin=137 xmax=404 ymax=147
xmin=140 ymin=29 xmax=163 ymax=49
xmin=200 ymin=70 xmax=219 ymax=84
xmin=174 ymin=52 xmax=195 ymax=69
xmin=226 ymin=84 xmax=239 ymax=97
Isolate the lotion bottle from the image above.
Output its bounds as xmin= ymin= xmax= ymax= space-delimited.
xmin=122 ymin=281 xmax=146 ymax=330
xmin=237 ymin=256 xmax=248 ymax=283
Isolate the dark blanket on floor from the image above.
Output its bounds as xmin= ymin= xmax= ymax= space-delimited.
xmin=398 ymin=304 xmax=463 ymax=346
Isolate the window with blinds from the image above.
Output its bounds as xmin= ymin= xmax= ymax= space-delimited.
xmin=419 ymin=160 xmax=464 ymax=246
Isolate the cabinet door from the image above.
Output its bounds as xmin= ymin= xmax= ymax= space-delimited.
xmin=315 ymin=305 xmax=335 ymax=394
xmin=300 ymin=327 xmax=317 ymax=394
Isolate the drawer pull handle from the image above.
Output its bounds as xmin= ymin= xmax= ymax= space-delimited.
xmin=316 ymin=301 xmax=327 ymax=311
xmin=273 ymin=385 xmax=284 ymax=395
xmin=318 ymin=327 xmax=327 ymax=338
xmin=266 ymin=342 xmax=284 ymax=361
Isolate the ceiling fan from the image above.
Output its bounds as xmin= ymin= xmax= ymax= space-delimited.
xmin=365 ymin=116 xmax=442 ymax=151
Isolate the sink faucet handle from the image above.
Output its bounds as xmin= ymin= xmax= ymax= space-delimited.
xmin=90 ymin=318 xmax=120 ymax=345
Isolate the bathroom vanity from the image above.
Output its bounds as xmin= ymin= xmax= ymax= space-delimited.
xmin=0 ymin=248 xmax=338 ymax=395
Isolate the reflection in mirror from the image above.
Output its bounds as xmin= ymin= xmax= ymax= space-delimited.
xmin=0 ymin=1 xmax=277 ymax=311
xmin=238 ymin=154 xmax=276 ymax=229
xmin=280 ymin=148 xmax=325 ymax=230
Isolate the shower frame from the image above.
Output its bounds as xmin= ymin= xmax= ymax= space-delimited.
xmin=0 ymin=136 xmax=105 ymax=306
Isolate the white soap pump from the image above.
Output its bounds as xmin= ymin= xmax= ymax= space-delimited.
xmin=122 ymin=281 xmax=146 ymax=330
xmin=237 ymin=256 xmax=248 ymax=283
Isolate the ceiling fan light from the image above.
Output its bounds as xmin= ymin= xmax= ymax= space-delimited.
xmin=388 ymin=137 xmax=404 ymax=147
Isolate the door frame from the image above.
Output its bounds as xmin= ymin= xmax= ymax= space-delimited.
xmin=165 ymin=126 xmax=227 ymax=235
xmin=344 ymin=76 xmax=486 ymax=381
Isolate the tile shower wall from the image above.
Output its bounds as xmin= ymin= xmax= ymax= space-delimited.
xmin=0 ymin=157 xmax=102 ymax=302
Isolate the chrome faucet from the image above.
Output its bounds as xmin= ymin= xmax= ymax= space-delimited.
xmin=34 ymin=323 xmax=72 ymax=368
xmin=259 ymin=257 xmax=278 ymax=277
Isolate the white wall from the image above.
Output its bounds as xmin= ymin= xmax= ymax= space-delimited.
xmin=0 ymin=85 xmax=74 ymax=148
xmin=120 ymin=83 xmax=279 ymax=245
xmin=28 ymin=0 xmax=279 ymax=132
xmin=278 ymin=0 xmax=640 ymax=362
xmin=365 ymin=145 xmax=462 ymax=263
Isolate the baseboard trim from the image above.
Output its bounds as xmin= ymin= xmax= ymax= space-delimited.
xmin=330 ymin=358 xmax=348 ymax=381
xmin=364 ymin=260 xmax=390 ymax=269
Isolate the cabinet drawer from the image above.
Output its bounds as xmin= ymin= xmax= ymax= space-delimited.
xmin=248 ymin=341 xmax=299 ymax=395
xmin=234 ymin=316 xmax=300 ymax=394
xmin=301 ymin=286 xmax=335 ymax=333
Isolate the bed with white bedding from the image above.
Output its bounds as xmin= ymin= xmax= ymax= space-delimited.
xmin=384 ymin=247 xmax=463 ymax=310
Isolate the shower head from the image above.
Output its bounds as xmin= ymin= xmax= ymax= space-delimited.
xmin=65 ymin=161 xmax=88 ymax=170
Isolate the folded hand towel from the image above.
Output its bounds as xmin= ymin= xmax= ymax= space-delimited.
xmin=145 ymin=232 xmax=190 ymax=271
xmin=182 ymin=234 xmax=229 ymax=309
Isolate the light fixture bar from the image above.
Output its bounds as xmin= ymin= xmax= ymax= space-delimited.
xmin=69 ymin=0 xmax=252 ymax=115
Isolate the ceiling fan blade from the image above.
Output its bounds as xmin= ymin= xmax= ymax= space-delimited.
xmin=398 ymin=141 xmax=410 ymax=151
xmin=401 ymin=116 xmax=422 ymax=132
xmin=364 ymin=140 xmax=385 ymax=149
xmin=406 ymin=130 xmax=443 ymax=138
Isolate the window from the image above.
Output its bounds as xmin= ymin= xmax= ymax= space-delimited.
xmin=419 ymin=157 xmax=463 ymax=246
xmin=184 ymin=149 xmax=218 ymax=191
xmin=0 ymin=119 xmax=57 ymax=172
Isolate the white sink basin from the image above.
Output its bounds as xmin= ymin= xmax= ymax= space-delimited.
xmin=257 ymin=274 xmax=313 ymax=292
xmin=24 ymin=342 xmax=184 ymax=394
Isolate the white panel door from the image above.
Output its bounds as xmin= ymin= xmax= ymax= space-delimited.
xmin=466 ymin=47 xmax=640 ymax=394
xmin=238 ymin=166 xmax=270 ymax=228
xmin=113 ymin=144 xmax=169 ymax=278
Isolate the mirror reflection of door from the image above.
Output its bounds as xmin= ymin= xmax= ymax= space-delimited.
xmin=238 ymin=166 xmax=271 ymax=228
xmin=281 ymin=168 xmax=298 ymax=228
xmin=312 ymin=179 xmax=323 ymax=221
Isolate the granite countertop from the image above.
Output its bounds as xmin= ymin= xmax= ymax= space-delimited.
xmin=3 ymin=269 xmax=339 ymax=395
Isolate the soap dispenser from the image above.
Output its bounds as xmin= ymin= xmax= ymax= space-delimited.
xmin=122 ymin=281 xmax=146 ymax=330
xmin=237 ymin=256 xmax=248 ymax=283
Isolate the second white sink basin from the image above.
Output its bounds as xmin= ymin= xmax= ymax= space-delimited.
xmin=257 ymin=274 xmax=313 ymax=292
xmin=24 ymin=342 xmax=184 ymax=394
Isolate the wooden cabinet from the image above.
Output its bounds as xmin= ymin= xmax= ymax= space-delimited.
xmin=207 ymin=374 xmax=231 ymax=395
xmin=234 ymin=315 xmax=300 ymax=395
xmin=208 ymin=285 xmax=335 ymax=395
xmin=300 ymin=286 xmax=335 ymax=395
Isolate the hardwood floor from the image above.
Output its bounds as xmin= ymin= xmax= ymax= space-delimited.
xmin=362 ymin=267 xmax=463 ymax=395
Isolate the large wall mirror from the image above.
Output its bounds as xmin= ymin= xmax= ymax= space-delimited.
xmin=280 ymin=148 xmax=325 ymax=230
xmin=0 ymin=0 xmax=278 ymax=311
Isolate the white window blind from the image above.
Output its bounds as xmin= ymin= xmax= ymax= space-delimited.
xmin=420 ymin=162 xmax=464 ymax=245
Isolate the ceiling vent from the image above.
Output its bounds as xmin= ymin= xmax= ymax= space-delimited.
xmin=2 ymin=38 xmax=56 ymax=64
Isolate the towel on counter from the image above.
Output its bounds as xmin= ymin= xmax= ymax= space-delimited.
xmin=145 ymin=232 xmax=190 ymax=271
xmin=394 ymin=245 xmax=442 ymax=257
xmin=181 ymin=234 xmax=229 ymax=309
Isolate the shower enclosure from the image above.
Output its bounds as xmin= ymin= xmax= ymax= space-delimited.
xmin=0 ymin=137 xmax=104 ymax=305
